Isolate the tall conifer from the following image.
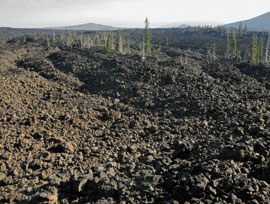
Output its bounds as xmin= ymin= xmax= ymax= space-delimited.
xmin=232 ymin=31 xmax=237 ymax=59
xmin=251 ymin=34 xmax=258 ymax=64
xmin=106 ymin=33 xmax=112 ymax=52
xmin=116 ymin=30 xmax=123 ymax=53
xmin=144 ymin=18 xmax=152 ymax=54
xmin=226 ymin=32 xmax=230 ymax=58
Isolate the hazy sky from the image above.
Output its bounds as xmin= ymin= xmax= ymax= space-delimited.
xmin=0 ymin=0 xmax=269 ymax=28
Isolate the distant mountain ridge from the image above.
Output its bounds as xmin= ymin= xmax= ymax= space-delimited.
xmin=161 ymin=21 xmax=223 ymax=28
xmin=225 ymin=12 xmax=270 ymax=30
xmin=47 ymin=23 xmax=118 ymax=31
xmin=0 ymin=27 xmax=18 ymax=32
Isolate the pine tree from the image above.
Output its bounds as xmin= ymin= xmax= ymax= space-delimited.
xmin=110 ymin=33 xmax=114 ymax=49
xmin=33 ymin=34 xmax=37 ymax=41
xmin=141 ymin=36 xmax=146 ymax=61
xmin=69 ymin=33 xmax=74 ymax=48
xmin=52 ymin=31 xmax=55 ymax=46
xmin=67 ymin=33 xmax=71 ymax=46
xmin=116 ymin=30 xmax=123 ymax=53
xmin=80 ymin=32 xmax=83 ymax=48
xmin=125 ymin=34 xmax=130 ymax=54
xmin=265 ymin=34 xmax=270 ymax=64
xmin=258 ymin=38 xmax=264 ymax=63
xmin=226 ymin=32 xmax=230 ymax=58
xmin=238 ymin=23 xmax=243 ymax=36
xmin=98 ymin=33 xmax=104 ymax=47
xmin=251 ymin=34 xmax=258 ymax=64
xmin=82 ymin=35 xmax=86 ymax=48
xmin=144 ymin=18 xmax=152 ymax=54
xmin=106 ymin=33 xmax=112 ymax=52
xmin=232 ymin=31 xmax=237 ymax=59
xmin=59 ymin=33 xmax=65 ymax=44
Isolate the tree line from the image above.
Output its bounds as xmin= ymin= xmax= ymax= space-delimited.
xmin=205 ymin=28 xmax=270 ymax=64
xmin=20 ymin=18 xmax=270 ymax=65
xmin=41 ymin=17 xmax=152 ymax=60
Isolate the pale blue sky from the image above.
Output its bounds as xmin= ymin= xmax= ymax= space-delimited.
xmin=0 ymin=0 xmax=269 ymax=28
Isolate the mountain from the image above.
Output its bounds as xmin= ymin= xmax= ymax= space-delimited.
xmin=225 ymin=12 xmax=270 ymax=30
xmin=161 ymin=21 xmax=223 ymax=28
xmin=0 ymin=27 xmax=14 ymax=32
xmin=47 ymin=23 xmax=118 ymax=31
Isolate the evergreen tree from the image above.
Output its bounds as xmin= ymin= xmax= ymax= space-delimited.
xmin=144 ymin=18 xmax=152 ymax=54
xmin=226 ymin=32 xmax=230 ymax=58
xmin=125 ymin=35 xmax=130 ymax=54
xmin=232 ymin=31 xmax=237 ymax=59
xmin=141 ymin=36 xmax=146 ymax=61
xmin=106 ymin=33 xmax=112 ymax=52
xmin=98 ymin=33 xmax=104 ymax=47
xmin=258 ymin=38 xmax=264 ymax=63
xmin=82 ymin=35 xmax=86 ymax=48
xmin=251 ymin=34 xmax=258 ymax=64
xmin=80 ymin=32 xmax=83 ymax=48
xmin=110 ymin=33 xmax=114 ymax=49
xmin=33 ymin=34 xmax=37 ymax=41
xmin=116 ymin=30 xmax=123 ymax=53
xmin=59 ymin=33 xmax=65 ymax=44
xmin=69 ymin=33 xmax=74 ymax=48
xmin=265 ymin=34 xmax=270 ymax=64
xmin=65 ymin=34 xmax=70 ymax=46
xmin=52 ymin=31 xmax=55 ymax=46
xmin=238 ymin=23 xmax=243 ymax=36
xmin=212 ymin=43 xmax=216 ymax=57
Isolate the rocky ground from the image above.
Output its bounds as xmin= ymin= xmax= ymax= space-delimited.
xmin=1 ymin=40 xmax=270 ymax=204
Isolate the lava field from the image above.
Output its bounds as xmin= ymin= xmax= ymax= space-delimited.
xmin=1 ymin=40 xmax=270 ymax=204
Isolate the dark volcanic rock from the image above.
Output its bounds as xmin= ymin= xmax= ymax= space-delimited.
xmin=1 ymin=41 xmax=270 ymax=203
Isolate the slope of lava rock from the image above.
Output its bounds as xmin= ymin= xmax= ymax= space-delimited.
xmin=1 ymin=44 xmax=270 ymax=203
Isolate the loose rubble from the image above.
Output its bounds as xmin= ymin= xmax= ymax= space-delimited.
xmin=1 ymin=41 xmax=270 ymax=203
